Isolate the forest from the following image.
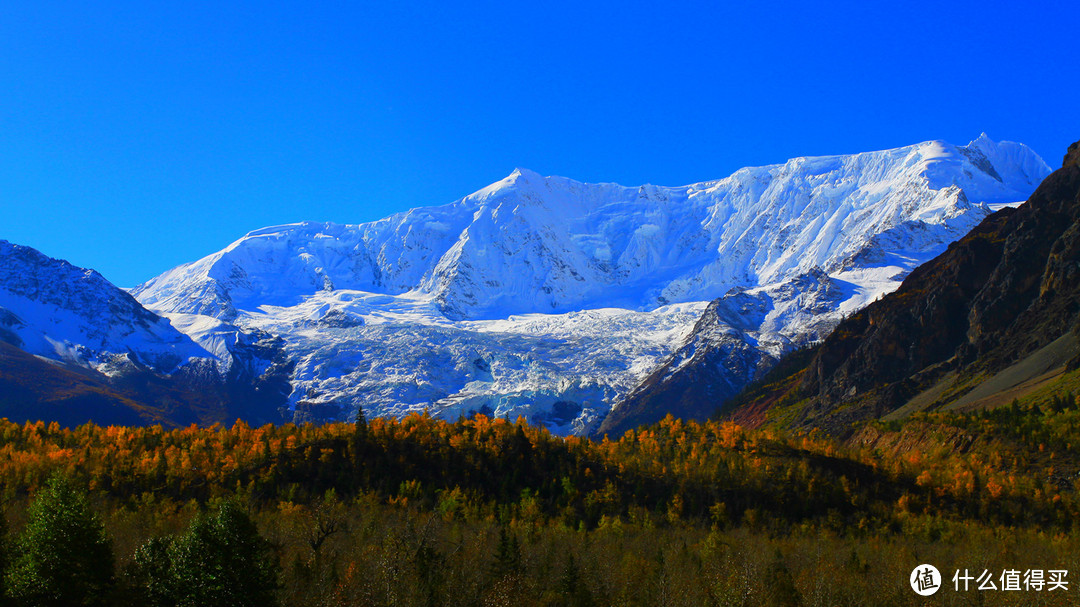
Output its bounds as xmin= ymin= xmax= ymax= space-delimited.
xmin=1 ymin=394 xmax=1079 ymax=606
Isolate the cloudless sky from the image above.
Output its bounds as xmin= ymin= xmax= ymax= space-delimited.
xmin=1 ymin=0 xmax=1078 ymax=287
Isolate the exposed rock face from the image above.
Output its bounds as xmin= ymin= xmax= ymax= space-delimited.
xmin=596 ymin=269 xmax=842 ymax=437
xmin=722 ymin=139 xmax=1080 ymax=435
xmin=0 ymin=241 xmax=292 ymax=426
xmin=0 ymin=240 xmax=207 ymax=373
xmin=1064 ymin=141 xmax=1080 ymax=170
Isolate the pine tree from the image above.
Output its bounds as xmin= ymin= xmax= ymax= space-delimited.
xmin=132 ymin=499 xmax=280 ymax=607
xmin=354 ymin=405 xmax=368 ymax=440
xmin=556 ymin=554 xmax=594 ymax=607
xmin=489 ymin=525 xmax=521 ymax=579
xmin=0 ymin=508 xmax=8 ymax=607
xmin=764 ymin=549 xmax=802 ymax=607
xmin=5 ymin=473 xmax=115 ymax=607
xmin=350 ymin=405 xmax=370 ymax=487
xmin=127 ymin=537 xmax=172 ymax=607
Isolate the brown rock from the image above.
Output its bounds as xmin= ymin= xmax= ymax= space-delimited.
xmin=1064 ymin=140 xmax=1080 ymax=169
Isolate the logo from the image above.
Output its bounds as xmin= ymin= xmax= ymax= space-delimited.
xmin=911 ymin=564 xmax=941 ymax=596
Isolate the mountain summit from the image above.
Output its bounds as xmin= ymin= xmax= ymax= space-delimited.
xmin=715 ymin=138 xmax=1080 ymax=434
xmin=136 ymin=137 xmax=1047 ymax=323
xmin=131 ymin=136 xmax=1050 ymax=433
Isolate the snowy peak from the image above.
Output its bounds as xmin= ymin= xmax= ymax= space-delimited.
xmin=122 ymin=135 xmax=1053 ymax=434
xmin=0 ymin=240 xmax=213 ymax=373
xmin=916 ymin=136 xmax=1046 ymax=201
xmin=508 ymin=166 xmax=542 ymax=181
xmin=714 ymin=138 xmax=1080 ymax=433
xmin=134 ymin=136 xmax=1051 ymax=324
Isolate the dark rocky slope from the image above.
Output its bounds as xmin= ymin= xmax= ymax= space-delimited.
xmin=0 ymin=242 xmax=293 ymax=427
xmin=593 ymin=297 xmax=778 ymax=438
xmin=718 ymin=140 xmax=1080 ymax=435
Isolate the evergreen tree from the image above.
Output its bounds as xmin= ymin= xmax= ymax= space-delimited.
xmin=132 ymin=500 xmax=280 ymax=607
xmin=764 ymin=549 xmax=802 ymax=607
xmin=5 ymin=473 xmax=115 ymax=607
xmin=556 ymin=554 xmax=594 ymax=607
xmin=414 ymin=536 xmax=444 ymax=607
xmin=127 ymin=537 xmax=173 ymax=607
xmin=0 ymin=508 xmax=8 ymax=607
xmin=354 ymin=405 xmax=368 ymax=440
xmin=489 ymin=525 xmax=521 ymax=579
xmin=350 ymin=405 xmax=370 ymax=486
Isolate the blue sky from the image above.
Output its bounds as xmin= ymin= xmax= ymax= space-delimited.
xmin=2 ymin=0 xmax=1077 ymax=287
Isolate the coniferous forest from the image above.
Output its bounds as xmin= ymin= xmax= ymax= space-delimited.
xmin=3 ymin=384 xmax=1080 ymax=606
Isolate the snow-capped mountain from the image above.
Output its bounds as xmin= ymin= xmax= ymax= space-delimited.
xmin=133 ymin=135 xmax=1051 ymax=434
xmin=0 ymin=240 xmax=214 ymax=374
xmin=0 ymin=240 xmax=297 ymax=426
xmin=709 ymin=138 xmax=1080 ymax=435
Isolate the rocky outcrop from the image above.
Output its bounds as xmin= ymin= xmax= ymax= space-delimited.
xmin=722 ymin=139 xmax=1080 ymax=435
xmin=0 ymin=241 xmax=292 ymax=427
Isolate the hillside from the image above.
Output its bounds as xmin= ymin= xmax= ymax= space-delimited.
xmin=717 ymin=139 xmax=1080 ymax=435
xmin=0 ymin=242 xmax=294 ymax=426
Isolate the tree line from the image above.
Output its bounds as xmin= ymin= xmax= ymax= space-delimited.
xmin=0 ymin=405 xmax=1076 ymax=605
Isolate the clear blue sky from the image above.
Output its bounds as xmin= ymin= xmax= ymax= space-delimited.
xmin=2 ymin=0 xmax=1077 ymax=287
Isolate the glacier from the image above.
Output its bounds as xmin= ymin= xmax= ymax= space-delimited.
xmin=131 ymin=135 xmax=1051 ymax=434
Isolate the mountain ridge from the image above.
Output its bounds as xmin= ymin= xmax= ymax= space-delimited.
xmin=713 ymin=138 xmax=1080 ymax=435
xmin=129 ymin=135 xmax=1050 ymax=434
xmin=0 ymin=136 xmax=1051 ymax=433
xmin=134 ymin=136 xmax=1048 ymax=321
xmin=0 ymin=239 xmax=214 ymax=374
xmin=0 ymin=241 xmax=294 ymax=426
